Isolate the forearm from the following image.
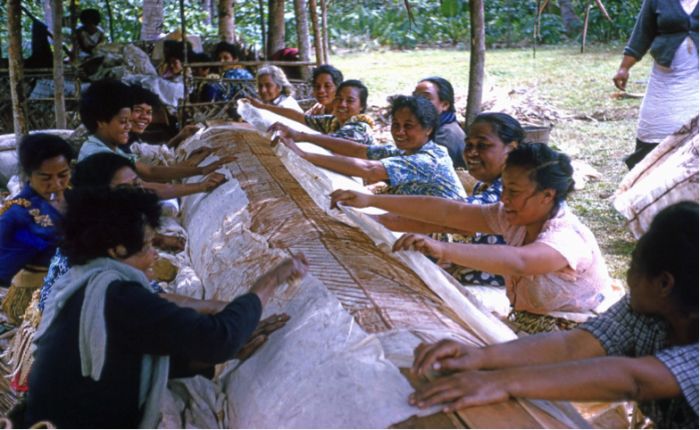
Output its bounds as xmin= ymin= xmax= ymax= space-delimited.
xmin=297 ymin=132 xmax=368 ymax=158
xmin=501 ymin=355 xmax=680 ymax=403
xmin=142 ymin=181 xmax=204 ymax=199
xmin=478 ymin=329 xmax=605 ymax=369
xmin=141 ymin=164 xmax=204 ymax=182
xmin=261 ymin=103 xmax=306 ymax=124
xmin=304 ymin=152 xmax=387 ymax=182
xmin=618 ymin=54 xmax=638 ymax=71
xmin=366 ymin=194 xmax=488 ymax=232
xmin=160 ymin=293 xmax=227 ymax=314
xmin=374 ymin=213 xmax=463 ymax=234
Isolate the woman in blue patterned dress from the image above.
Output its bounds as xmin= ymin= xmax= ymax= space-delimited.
xmin=272 ymin=95 xmax=465 ymax=202
xmin=0 ymin=134 xmax=74 ymax=325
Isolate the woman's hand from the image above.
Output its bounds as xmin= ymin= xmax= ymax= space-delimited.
xmin=268 ymin=122 xmax=301 ymax=141
xmin=243 ymin=97 xmax=266 ymax=109
xmin=235 ymin=313 xmax=290 ymax=361
xmin=392 ymin=233 xmax=446 ymax=261
xmin=278 ymin=137 xmax=307 ymax=159
xmin=329 ymin=189 xmax=374 ymax=209
xmin=412 ymin=340 xmax=486 ymax=379
xmin=273 ymin=253 xmax=309 ymax=286
xmin=409 ymin=370 xmax=511 ymax=412
xmin=153 ymin=234 xmax=186 ymax=253
xmin=201 ymin=155 xmax=237 ymax=174
xmin=613 ymin=67 xmax=630 ymax=91
xmin=198 ymin=172 xmax=227 ymax=192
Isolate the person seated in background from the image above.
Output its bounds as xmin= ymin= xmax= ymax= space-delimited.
xmin=274 ymin=95 xmax=466 ymax=201
xmin=254 ymin=65 xmax=302 ymax=112
xmin=414 ymin=77 xmax=466 ymax=169
xmin=331 ymin=143 xmax=614 ymax=334
xmin=128 ymin=85 xmax=201 ymax=150
xmin=306 ymin=64 xmax=344 ymax=115
xmin=158 ymin=41 xmax=192 ymax=82
xmin=0 ymin=135 xmax=73 ymax=325
xmin=23 ymin=187 xmax=308 ymax=428
xmin=190 ymin=52 xmax=225 ymax=103
xmin=77 ymin=79 xmax=233 ymax=189
xmin=213 ymin=41 xmax=254 ymax=100
xmin=409 ymin=201 xmax=698 ymax=429
xmin=249 ymin=79 xmax=375 ymax=146
xmin=75 ymin=9 xmax=104 ymax=57
xmin=269 ymin=47 xmax=302 ymax=80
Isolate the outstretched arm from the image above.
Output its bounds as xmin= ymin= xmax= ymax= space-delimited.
xmin=270 ymin=123 xmax=368 ymax=158
xmin=134 ymin=156 xmax=235 ymax=182
xmin=246 ymin=98 xmax=306 ymax=124
xmin=330 ymin=189 xmax=493 ymax=234
xmin=411 ymin=354 xmax=681 ymax=412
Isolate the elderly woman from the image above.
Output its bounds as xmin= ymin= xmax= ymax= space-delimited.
xmin=414 ymin=77 xmax=466 ymax=169
xmin=255 ymin=64 xmax=302 ymax=112
xmin=0 ymin=134 xmax=73 ymax=324
xmin=613 ymin=0 xmax=699 ymax=169
xmin=24 ymin=187 xmax=307 ymax=428
xmin=307 ymin=64 xmax=344 ymax=115
xmin=409 ymin=202 xmax=698 ymax=429
xmin=250 ymin=79 xmax=375 ymax=146
xmin=273 ymin=95 xmax=466 ymax=201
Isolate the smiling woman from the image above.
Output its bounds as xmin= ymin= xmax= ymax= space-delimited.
xmin=0 ymin=134 xmax=74 ymax=324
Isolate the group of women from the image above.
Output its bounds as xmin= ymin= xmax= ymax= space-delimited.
xmin=0 ymin=56 xmax=696 ymax=427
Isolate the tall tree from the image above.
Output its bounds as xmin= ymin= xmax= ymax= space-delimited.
xmin=8 ymin=0 xmax=28 ymax=137
xmin=465 ymin=0 xmax=484 ymax=125
xmin=267 ymin=0 xmax=286 ymax=58
xmin=320 ymin=0 xmax=329 ymax=62
xmin=308 ymin=0 xmax=322 ymax=65
xmin=293 ymin=0 xmax=311 ymax=78
xmin=42 ymin=0 xmax=53 ymax=34
xmin=218 ymin=0 xmax=236 ymax=43
xmin=52 ymin=0 xmax=66 ymax=128
xmin=558 ymin=0 xmax=581 ymax=36
xmin=141 ymin=0 xmax=164 ymax=41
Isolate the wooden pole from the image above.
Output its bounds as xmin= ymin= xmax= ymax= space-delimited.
xmin=8 ymin=0 xmax=29 ymax=137
xmin=581 ymin=2 xmax=592 ymax=53
xmin=104 ymin=0 xmax=115 ymax=42
xmin=293 ymin=0 xmax=311 ymax=79
xmin=257 ymin=0 xmax=266 ymax=58
xmin=179 ymin=0 xmax=189 ymax=124
xmin=69 ymin=0 xmax=78 ymax=60
xmin=308 ymin=0 xmax=322 ymax=65
xmin=52 ymin=0 xmax=66 ymax=128
xmin=319 ymin=0 xmax=329 ymax=63
xmin=465 ymin=0 xmax=485 ymax=126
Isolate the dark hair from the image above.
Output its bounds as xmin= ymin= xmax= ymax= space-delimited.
xmin=163 ymin=40 xmax=193 ymax=62
xmin=130 ymin=85 xmax=161 ymax=109
xmin=418 ymin=76 xmax=456 ymax=113
xmin=471 ymin=112 xmax=525 ymax=145
xmin=505 ymin=142 xmax=575 ymax=207
xmin=337 ymin=79 xmax=368 ymax=113
xmin=390 ymin=95 xmax=439 ymax=132
xmin=79 ymin=9 xmax=101 ymax=25
xmin=80 ymin=79 xmax=133 ymax=133
xmin=72 ymin=152 xmax=133 ymax=189
xmin=191 ymin=52 xmax=211 ymax=63
xmin=312 ymin=64 xmax=343 ymax=88
xmin=19 ymin=133 xmax=75 ymax=176
xmin=632 ymin=201 xmax=699 ymax=313
xmin=62 ymin=187 xmax=161 ymax=266
xmin=213 ymin=41 xmax=242 ymax=60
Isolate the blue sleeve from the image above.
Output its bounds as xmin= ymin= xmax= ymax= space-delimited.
xmin=106 ymin=282 xmax=262 ymax=364
xmin=0 ymin=208 xmax=41 ymax=284
xmin=656 ymin=344 xmax=699 ymax=414
xmin=304 ymin=114 xmax=334 ymax=133
xmin=378 ymin=152 xmax=436 ymax=187
xmin=366 ymin=144 xmax=401 ymax=160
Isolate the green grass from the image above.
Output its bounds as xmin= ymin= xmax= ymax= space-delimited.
xmin=334 ymin=45 xmax=648 ymax=280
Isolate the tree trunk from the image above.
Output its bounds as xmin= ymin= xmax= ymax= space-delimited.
xmin=465 ymin=0 xmax=485 ymax=126
xmin=104 ymin=0 xmax=115 ymax=42
xmin=558 ymin=0 xmax=581 ymax=36
xmin=308 ymin=0 xmax=323 ymax=65
xmin=267 ymin=0 xmax=286 ymax=59
xmin=52 ymin=0 xmax=66 ymax=129
xmin=141 ymin=0 xmax=164 ymax=41
xmin=201 ymin=0 xmax=211 ymax=25
xmin=69 ymin=0 xmax=79 ymax=60
xmin=320 ymin=0 xmax=329 ymax=63
xmin=218 ymin=0 xmax=236 ymax=43
xmin=42 ymin=0 xmax=54 ymax=35
xmin=293 ymin=0 xmax=311 ymax=79
xmin=8 ymin=0 xmax=28 ymax=137
xmin=257 ymin=0 xmax=267 ymax=57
